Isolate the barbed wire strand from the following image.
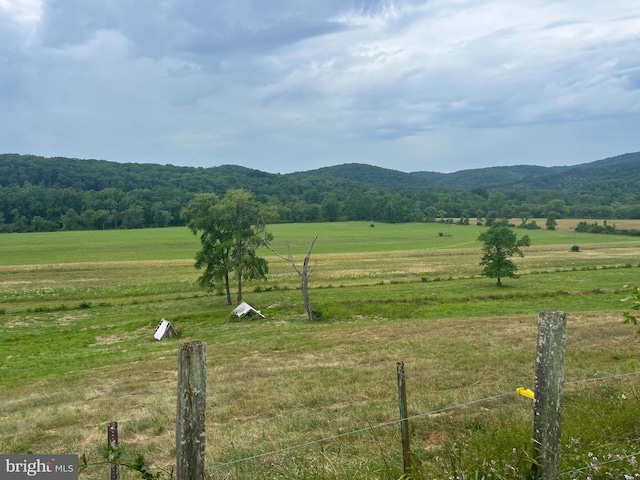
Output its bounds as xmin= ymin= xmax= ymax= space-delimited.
xmin=559 ymin=451 xmax=640 ymax=477
xmin=208 ymin=370 xmax=640 ymax=470
xmin=565 ymin=370 xmax=639 ymax=386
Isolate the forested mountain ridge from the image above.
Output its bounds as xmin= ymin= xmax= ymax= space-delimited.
xmin=1 ymin=151 xmax=639 ymax=233
xmin=300 ymin=163 xmax=558 ymax=190
xmin=2 ymin=151 xmax=638 ymax=193
xmin=302 ymin=151 xmax=640 ymax=191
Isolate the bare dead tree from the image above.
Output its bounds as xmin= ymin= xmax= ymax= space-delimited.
xmin=264 ymin=236 xmax=318 ymax=321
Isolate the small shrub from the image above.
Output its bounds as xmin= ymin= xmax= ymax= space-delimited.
xmin=32 ymin=304 xmax=68 ymax=312
xmin=0 ymin=308 xmax=6 ymax=315
xmin=571 ymin=245 xmax=580 ymax=252
xmin=622 ymin=284 xmax=640 ymax=334
xmin=78 ymin=301 xmax=92 ymax=309
xmin=518 ymin=220 xmax=541 ymax=230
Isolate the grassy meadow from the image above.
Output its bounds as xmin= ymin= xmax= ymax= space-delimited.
xmin=0 ymin=220 xmax=639 ymax=479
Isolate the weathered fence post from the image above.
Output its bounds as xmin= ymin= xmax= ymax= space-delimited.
xmin=176 ymin=341 xmax=207 ymax=480
xmin=397 ymin=361 xmax=412 ymax=476
xmin=108 ymin=421 xmax=119 ymax=480
xmin=532 ymin=311 xmax=567 ymax=480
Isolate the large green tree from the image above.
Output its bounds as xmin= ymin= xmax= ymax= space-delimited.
xmin=181 ymin=193 xmax=232 ymax=302
xmin=181 ymin=190 xmax=277 ymax=305
xmin=543 ymin=199 xmax=569 ymax=219
xmin=216 ymin=189 xmax=277 ymax=304
xmin=478 ymin=220 xmax=531 ymax=286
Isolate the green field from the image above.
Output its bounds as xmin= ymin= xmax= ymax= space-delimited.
xmin=1 ymin=222 xmax=639 ymax=479
xmin=0 ymin=221 xmax=634 ymax=265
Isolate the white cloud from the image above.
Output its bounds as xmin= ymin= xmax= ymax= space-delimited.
xmin=0 ymin=0 xmax=639 ymax=172
xmin=0 ymin=0 xmax=43 ymax=30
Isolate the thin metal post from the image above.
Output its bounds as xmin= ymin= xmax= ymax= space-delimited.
xmin=397 ymin=361 xmax=412 ymax=476
xmin=107 ymin=421 xmax=119 ymax=480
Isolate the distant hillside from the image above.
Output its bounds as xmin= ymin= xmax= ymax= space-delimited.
xmin=513 ymin=152 xmax=640 ymax=190
xmin=3 ymin=150 xmax=639 ymax=193
xmin=411 ymin=165 xmax=562 ymax=190
xmin=1 ymin=151 xmax=640 ymax=233
xmin=289 ymin=163 xmax=434 ymax=189
xmin=301 ymin=151 xmax=640 ymax=191
xmin=296 ymin=162 xmax=552 ymax=190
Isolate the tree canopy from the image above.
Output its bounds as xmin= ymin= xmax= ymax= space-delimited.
xmin=181 ymin=189 xmax=278 ymax=305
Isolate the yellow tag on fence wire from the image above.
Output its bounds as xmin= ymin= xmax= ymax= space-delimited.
xmin=516 ymin=387 xmax=535 ymax=400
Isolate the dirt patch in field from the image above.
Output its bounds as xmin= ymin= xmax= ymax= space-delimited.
xmin=55 ymin=313 xmax=90 ymax=325
xmin=91 ymin=334 xmax=123 ymax=345
xmin=423 ymin=430 xmax=449 ymax=451
xmin=5 ymin=319 xmax=31 ymax=328
xmin=90 ymin=327 xmax=149 ymax=346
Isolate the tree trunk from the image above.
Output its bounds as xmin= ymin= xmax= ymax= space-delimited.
xmin=262 ymin=235 xmax=317 ymax=321
xmin=236 ymin=270 xmax=243 ymax=305
xmin=302 ymin=272 xmax=311 ymax=321
xmin=301 ymin=236 xmax=317 ymax=321
xmin=224 ymin=273 xmax=231 ymax=305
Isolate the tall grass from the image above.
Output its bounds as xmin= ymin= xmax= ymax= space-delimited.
xmin=1 ymin=222 xmax=639 ymax=479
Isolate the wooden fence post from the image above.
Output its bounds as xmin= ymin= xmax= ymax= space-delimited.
xmin=396 ymin=361 xmax=412 ymax=476
xmin=176 ymin=341 xmax=207 ymax=480
xmin=532 ymin=311 xmax=567 ymax=480
xmin=108 ymin=421 xmax=119 ymax=480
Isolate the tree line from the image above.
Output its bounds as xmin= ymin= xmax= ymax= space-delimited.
xmin=1 ymin=154 xmax=640 ymax=233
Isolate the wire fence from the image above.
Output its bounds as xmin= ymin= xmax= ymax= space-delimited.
xmin=207 ymin=370 xmax=640 ymax=472
xmin=559 ymin=450 xmax=639 ymax=477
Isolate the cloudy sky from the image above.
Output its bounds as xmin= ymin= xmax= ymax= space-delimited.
xmin=1 ymin=0 xmax=639 ymax=174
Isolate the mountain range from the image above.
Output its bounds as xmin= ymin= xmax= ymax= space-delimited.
xmin=294 ymin=151 xmax=640 ymax=191
xmin=1 ymin=150 xmax=639 ymax=194
xmin=1 ymin=150 xmax=639 ymax=232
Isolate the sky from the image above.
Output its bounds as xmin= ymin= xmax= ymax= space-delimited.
xmin=1 ymin=1 xmax=639 ymax=174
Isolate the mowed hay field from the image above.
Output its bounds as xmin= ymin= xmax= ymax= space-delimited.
xmin=0 ymin=221 xmax=639 ymax=479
